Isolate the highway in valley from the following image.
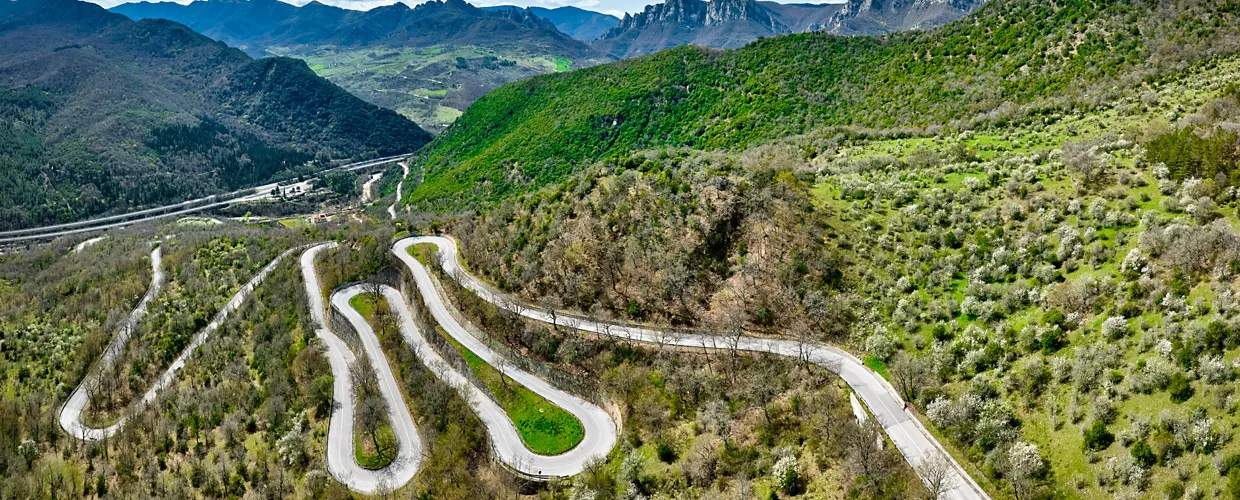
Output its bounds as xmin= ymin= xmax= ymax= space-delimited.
xmin=0 ymin=155 xmax=407 ymax=244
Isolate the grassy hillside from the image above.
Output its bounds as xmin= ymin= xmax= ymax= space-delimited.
xmin=0 ymin=0 xmax=431 ymax=229
xmin=408 ymin=0 xmax=1240 ymax=210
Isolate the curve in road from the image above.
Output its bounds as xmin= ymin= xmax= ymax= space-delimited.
xmin=388 ymin=161 xmax=410 ymax=220
xmin=300 ymin=244 xmax=422 ymax=495
xmin=60 ymin=245 xmax=301 ymax=441
xmin=388 ymin=246 xmax=618 ymax=478
xmin=398 ymin=236 xmax=989 ymax=500
xmin=59 ymin=244 xmax=166 ymax=440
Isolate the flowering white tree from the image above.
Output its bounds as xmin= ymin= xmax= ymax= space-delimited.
xmin=772 ymin=454 xmax=800 ymax=495
xmin=1007 ymin=441 xmax=1045 ymax=500
xmin=1101 ymin=315 xmax=1128 ymax=339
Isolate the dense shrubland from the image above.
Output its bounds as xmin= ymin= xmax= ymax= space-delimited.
xmin=803 ymin=69 xmax=1240 ymax=497
xmin=0 ymin=224 xmax=338 ymax=498
xmin=452 ymin=148 xmax=848 ymax=336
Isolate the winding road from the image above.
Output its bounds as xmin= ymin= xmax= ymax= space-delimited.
xmin=60 ymin=244 xmax=300 ymax=440
xmin=389 ymin=247 xmax=618 ymax=478
xmin=388 ymin=161 xmax=410 ymax=220
xmin=59 ymin=244 xmax=165 ymax=440
xmin=55 ymin=232 xmax=987 ymax=499
xmin=301 ymin=244 xmax=422 ymax=495
xmin=398 ymin=236 xmax=989 ymax=500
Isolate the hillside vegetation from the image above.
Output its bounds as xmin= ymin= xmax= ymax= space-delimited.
xmin=436 ymin=30 xmax=1240 ymax=497
xmin=0 ymin=0 xmax=431 ymax=230
xmin=408 ymin=0 xmax=1240 ymax=210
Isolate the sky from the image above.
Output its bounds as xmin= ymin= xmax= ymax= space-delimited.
xmin=89 ymin=0 xmax=844 ymax=21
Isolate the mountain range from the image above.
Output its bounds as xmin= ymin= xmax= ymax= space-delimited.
xmin=481 ymin=5 xmax=621 ymax=41
xmin=0 ymin=0 xmax=430 ymax=229
xmin=111 ymin=0 xmax=608 ymax=132
xmin=595 ymin=0 xmax=986 ymax=58
xmin=112 ymin=0 xmax=597 ymax=59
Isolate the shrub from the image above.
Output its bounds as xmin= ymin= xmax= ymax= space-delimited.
xmin=1167 ymin=373 xmax=1194 ymax=403
xmin=1163 ymin=479 xmax=1184 ymax=500
xmin=1131 ymin=440 xmax=1156 ymax=468
xmin=1101 ymin=315 xmax=1129 ymax=340
xmin=656 ymin=440 xmax=678 ymax=463
xmin=1084 ymin=421 xmax=1115 ymax=451
xmin=772 ymin=454 xmax=801 ymax=495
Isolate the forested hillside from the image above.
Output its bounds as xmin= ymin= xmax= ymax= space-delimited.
xmin=0 ymin=0 xmax=431 ymax=230
xmin=408 ymin=0 xmax=1240 ymax=210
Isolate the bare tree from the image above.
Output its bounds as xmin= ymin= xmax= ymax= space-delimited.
xmin=890 ymin=352 xmax=932 ymax=406
xmin=746 ymin=356 xmax=782 ymax=425
xmin=844 ymin=419 xmax=901 ymax=498
xmin=916 ymin=452 xmax=956 ymax=500
xmin=789 ymin=320 xmax=815 ymax=371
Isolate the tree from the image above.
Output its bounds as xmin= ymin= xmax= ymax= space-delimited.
xmin=1006 ymin=441 xmax=1045 ymax=500
xmin=1131 ymin=440 xmax=1155 ymax=468
xmin=845 ymin=419 xmax=902 ymax=498
xmin=1082 ymin=421 xmax=1114 ymax=451
xmin=916 ymin=452 xmax=956 ymax=500
xmin=310 ymin=375 xmax=334 ymax=418
xmin=890 ymin=352 xmax=932 ymax=405
xmin=747 ymin=357 xmax=783 ymax=425
xmin=697 ymin=400 xmax=732 ymax=445
xmin=1167 ymin=372 xmax=1194 ymax=403
xmin=773 ymin=454 xmax=801 ymax=495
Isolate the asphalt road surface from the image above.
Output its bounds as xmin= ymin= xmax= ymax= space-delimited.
xmin=302 ymin=243 xmax=422 ymax=495
xmin=391 ymin=244 xmax=618 ymax=478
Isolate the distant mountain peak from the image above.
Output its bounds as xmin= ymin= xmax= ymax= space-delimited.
xmin=823 ymin=0 xmax=985 ymax=33
xmin=598 ymin=0 xmax=982 ymax=57
xmin=602 ymin=0 xmax=790 ymax=39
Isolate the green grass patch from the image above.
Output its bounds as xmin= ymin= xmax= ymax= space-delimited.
xmin=407 ymin=243 xmax=439 ymax=266
xmin=277 ymin=217 xmax=307 ymax=228
xmin=349 ymin=293 xmax=384 ymax=320
xmin=864 ymin=356 xmax=889 ymax=378
xmin=439 ymin=328 xmax=585 ymax=455
xmin=355 ymin=424 xmax=397 ymax=470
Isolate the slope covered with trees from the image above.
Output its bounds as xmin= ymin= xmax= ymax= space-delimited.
xmin=436 ymin=39 xmax=1240 ymax=497
xmin=0 ymin=0 xmax=431 ymax=230
xmin=408 ymin=0 xmax=1240 ymax=210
